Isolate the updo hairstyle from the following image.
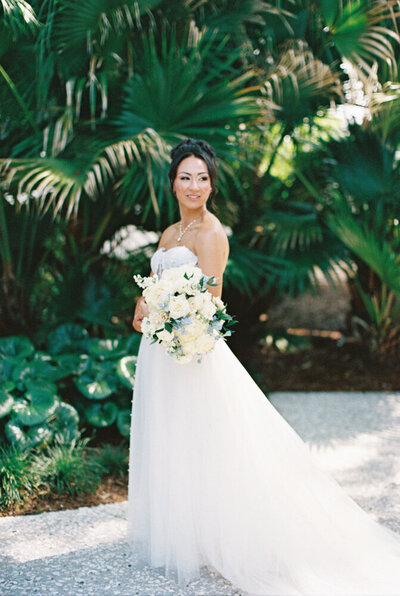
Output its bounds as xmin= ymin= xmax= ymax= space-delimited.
xmin=168 ymin=138 xmax=218 ymax=207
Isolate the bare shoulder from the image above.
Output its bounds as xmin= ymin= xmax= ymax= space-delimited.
xmin=195 ymin=213 xmax=229 ymax=258
xmin=158 ymin=223 xmax=178 ymax=248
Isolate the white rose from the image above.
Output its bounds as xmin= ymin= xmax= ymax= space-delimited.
xmin=149 ymin=310 xmax=168 ymax=328
xmin=213 ymin=296 xmax=225 ymax=311
xmin=156 ymin=329 xmax=175 ymax=343
xmin=143 ymin=280 xmax=171 ymax=308
xmin=194 ymin=333 xmax=216 ymax=354
xmin=168 ymin=295 xmax=191 ymax=319
xmin=179 ymin=318 xmax=207 ymax=342
xmin=188 ymin=294 xmax=204 ymax=313
xmin=189 ymin=293 xmax=216 ymax=319
xmin=202 ymin=300 xmax=217 ymax=320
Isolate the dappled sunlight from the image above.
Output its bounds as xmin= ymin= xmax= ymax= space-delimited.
xmin=1 ymin=504 xmax=127 ymax=564
xmin=270 ymin=392 xmax=400 ymax=530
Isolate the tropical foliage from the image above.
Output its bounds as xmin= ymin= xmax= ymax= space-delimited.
xmin=0 ymin=326 xmax=140 ymax=450
xmin=1 ymin=1 xmax=400 ymax=354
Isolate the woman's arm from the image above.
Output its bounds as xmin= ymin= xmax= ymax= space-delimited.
xmin=195 ymin=229 xmax=229 ymax=299
xmin=132 ymin=295 xmax=149 ymax=333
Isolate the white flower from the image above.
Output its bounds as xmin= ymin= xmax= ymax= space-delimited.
xmin=163 ymin=265 xmax=203 ymax=292
xmin=149 ymin=310 xmax=168 ymax=328
xmin=213 ymin=296 xmax=225 ymax=311
xmin=202 ymin=299 xmax=217 ymax=320
xmin=179 ymin=318 xmax=208 ymax=343
xmin=141 ymin=318 xmax=156 ymax=337
xmin=156 ymin=329 xmax=175 ymax=343
xmin=168 ymin=294 xmax=191 ymax=319
xmin=189 ymin=292 xmax=216 ymax=319
xmin=194 ymin=333 xmax=216 ymax=353
xmin=143 ymin=280 xmax=171 ymax=308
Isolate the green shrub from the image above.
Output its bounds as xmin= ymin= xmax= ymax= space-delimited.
xmin=94 ymin=443 xmax=129 ymax=478
xmin=0 ymin=445 xmax=35 ymax=509
xmin=31 ymin=436 xmax=104 ymax=497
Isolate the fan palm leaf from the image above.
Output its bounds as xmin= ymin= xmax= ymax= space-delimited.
xmin=326 ymin=204 xmax=400 ymax=297
xmin=321 ymin=0 xmax=400 ymax=74
xmin=52 ymin=0 xmax=161 ymax=51
xmin=369 ymin=82 xmax=400 ymax=143
xmin=0 ymin=0 xmax=39 ymax=39
xmin=264 ymin=40 xmax=343 ymax=123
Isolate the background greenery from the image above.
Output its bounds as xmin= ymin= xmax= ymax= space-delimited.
xmin=1 ymin=0 xmax=400 ymax=460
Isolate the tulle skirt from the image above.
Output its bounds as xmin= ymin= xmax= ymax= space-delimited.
xmin=127 ymin=337 xmax=400 ymax=595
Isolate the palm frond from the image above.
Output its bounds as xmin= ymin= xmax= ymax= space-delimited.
xmin=264 ymin=41 xmax=342 ymax=123
xmin=263 ymin=204 xmax=324 ymax=254
xmin=323 ymin=0 xmax=400 ymax=75
xmin=112 ymin=29 xmax=261 ymax=141
xmin=326 ymin=204 xmax=400 ymax=297
xmin=2 ymin=157 xmax=86 ymax=218
xmin=369 ymin=82 xmax=400 ymax=142
xmin=203 ymin=0 xmax=294 ymax=37
xmin=52 ymin=0 xmax=161 ymax=51
xmin=225 ymin=237 xmax=289 ymax=296
xmin=0 ymin=0 xmax=39 ymax=39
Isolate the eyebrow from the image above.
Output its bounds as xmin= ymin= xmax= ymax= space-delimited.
xmin=179 ymin=171 xmax=208 ymax=175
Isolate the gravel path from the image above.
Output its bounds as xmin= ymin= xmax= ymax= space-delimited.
xmin=1 ymin=392 xmax=399 ymax=596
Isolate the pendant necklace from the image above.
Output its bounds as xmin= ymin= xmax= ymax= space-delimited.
xmin=177 ymin=217 xmax=200 ymax=243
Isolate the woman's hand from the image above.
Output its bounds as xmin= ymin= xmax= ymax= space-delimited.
xmin=132 ymin=296 xmax=149 ymax=333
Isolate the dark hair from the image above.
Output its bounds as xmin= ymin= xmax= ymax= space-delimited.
xmin=168 ymin=138 xmax=218 ymax=207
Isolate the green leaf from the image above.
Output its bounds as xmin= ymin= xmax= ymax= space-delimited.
xmin=0 ymin=380 xmax=15 ymax=393
xmin=5 ymin=420 xmax=53 ymax=449
xmin=52 ymin=353 xmax=85 ymax=378
xmin=116 ymin=409 xmax=131 ymax=437
xmin=0 ymin=352 xmax=16 ymax=388
xmin=53 ymin=0 xmax=162 ymax=49
xmin=88 ymin=338 xmax=125 ymax=359
xmin=0 ymin=336 xmax=34 ymax=359
xmin=85 ymin=402 xmax=118 ymax=427
xmin=326 ymin=210 xmax=400 ymax=297
xmin=25 ymin=379 xmax=58 ymax=395
xmin=75 ymin=374 xmax=113 ymax=399
xmin=11 ymin=359 xmax=59 ymax=389
xmin=0 ymin=391 xmax=14 ymax=418
xmin=47 ymin=324 xmax=89 ymax=355
xmin=52 ymin=402 xmax=80 ymax=442
xmin=116 ymin=356 xmax=137 ymax=389
xmin=12 ymin=389 xmax=59 ymax=426
xmin=320 ymin=0 xmax=338 ymax=27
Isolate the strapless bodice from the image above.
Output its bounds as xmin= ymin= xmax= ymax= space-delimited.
xmin=151 ymin=246 xmax=198 ymax=277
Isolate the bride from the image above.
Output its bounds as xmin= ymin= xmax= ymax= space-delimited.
xmin=128 ymin=138 xmax=400 ymax=596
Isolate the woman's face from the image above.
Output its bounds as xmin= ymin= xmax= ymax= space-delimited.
xmin=173 ymin=156 xmax=212 ymax=210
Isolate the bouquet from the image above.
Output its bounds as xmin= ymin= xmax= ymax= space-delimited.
xmin=134 ymin=264 xmax=235 ymax=363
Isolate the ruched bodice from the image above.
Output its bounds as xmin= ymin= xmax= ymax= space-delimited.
xmin=150 ymin=246 xmax=198 ymax=277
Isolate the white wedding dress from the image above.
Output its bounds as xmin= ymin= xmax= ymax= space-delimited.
xmin=127 ymin=245 xmax=400 ymax=596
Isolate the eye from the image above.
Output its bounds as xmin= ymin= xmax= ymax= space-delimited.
xmin=180 ymin=175 xmax=190 ymax=180
xmin=200 ymin=176 xmax=209 ymax=181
